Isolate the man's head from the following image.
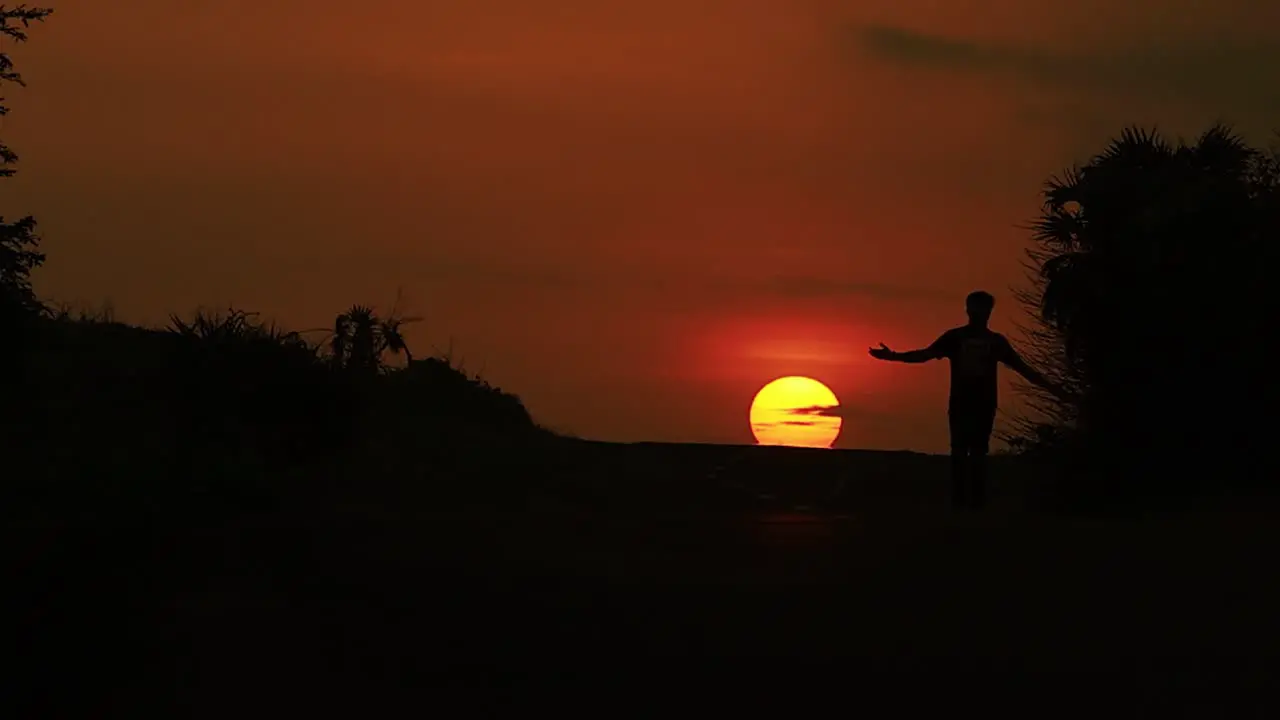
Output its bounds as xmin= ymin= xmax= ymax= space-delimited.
xmin=965 ymin=290 xmax=995 ymax=326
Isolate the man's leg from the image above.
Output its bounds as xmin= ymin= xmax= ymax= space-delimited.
xmin=951 ymin=449 xmax=970 ymax=508
xmin=968 ymin=411 xmax=996 ymax=509
xmin=969 ymin=447 xmax=987 ymax=508
xmin=948 ymin=413 xmax=970 ymax=509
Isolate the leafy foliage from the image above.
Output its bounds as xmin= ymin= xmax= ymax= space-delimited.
xmin=1010 ymin=124 xmax=1280 ymax=502
xmin=323 ymin=303 xmax=420 ymax=373
xmin=0 ymin=6 xmax=51 ymax=319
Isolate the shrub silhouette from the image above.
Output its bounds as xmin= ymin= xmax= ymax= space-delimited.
xmin=385 ymin=355 xmax=535 ymax=431
xmin=167 ymin=308 xmax=345 ymax=474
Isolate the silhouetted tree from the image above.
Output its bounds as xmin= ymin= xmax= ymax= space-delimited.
xmin=1011 ymin=125 xmax=1280 ymax=501
xmin=0 ymin=6 xmax=52 ymax=324
xmin=326 ymin=304 xmax=418 ymax=374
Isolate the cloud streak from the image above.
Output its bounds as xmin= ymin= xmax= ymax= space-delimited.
xmin=790 ymin=404 xmax=838 ymax=416
xmin=854 ymin=24 xmax=1280 ymax=119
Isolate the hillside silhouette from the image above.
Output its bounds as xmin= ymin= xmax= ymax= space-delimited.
xmin=6 ymin=7 xmax=1280 ymax=715
xmin=8 ymin=303 xmax=544 ymax=523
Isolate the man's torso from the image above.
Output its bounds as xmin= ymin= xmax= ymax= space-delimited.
xmin=940 ymin=326 xmax=1008 ymax=415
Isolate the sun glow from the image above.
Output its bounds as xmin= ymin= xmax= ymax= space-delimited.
xmin=748 ymin=376 xmax=841 ymax=449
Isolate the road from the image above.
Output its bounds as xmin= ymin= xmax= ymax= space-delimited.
xmin=12 ymin=443 xmax=1279 ymax=714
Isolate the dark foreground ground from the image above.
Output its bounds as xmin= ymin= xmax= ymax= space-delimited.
xmin=11 ymin=441 xmax=1280 ymax=715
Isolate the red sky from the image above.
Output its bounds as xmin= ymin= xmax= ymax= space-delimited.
xmin=5 ymin=1 xmax=1278 ymax=451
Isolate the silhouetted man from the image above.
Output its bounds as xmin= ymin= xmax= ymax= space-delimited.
xmin=868 ymin=291 xmax=1058 ymax=509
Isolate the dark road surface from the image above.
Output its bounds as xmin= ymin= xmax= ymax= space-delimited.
xmin=12 ymin=443 xmax=1280 ymax=715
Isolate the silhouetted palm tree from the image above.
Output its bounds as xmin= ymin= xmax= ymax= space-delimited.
xmin=325 ymin=304 xmax=419 ymax=373
xmin=1013 ymin=124 xmax=1280 ymax=495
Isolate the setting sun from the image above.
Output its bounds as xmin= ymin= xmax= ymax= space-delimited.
xmin=749 ymin=376 xmax=841 ymax=449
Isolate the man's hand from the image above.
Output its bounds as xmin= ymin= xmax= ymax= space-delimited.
xmin=869 ymin=343 xmax=896 ymax=361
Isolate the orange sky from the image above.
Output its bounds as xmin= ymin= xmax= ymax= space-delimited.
xmin=5 ymin=1 xmax=1278 ymax=451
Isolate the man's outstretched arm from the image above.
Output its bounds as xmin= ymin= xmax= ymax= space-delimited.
xmin=1002 ymin=345 xmax=1063 ymax=396
xmin=869 ymin=340 xmax=946 ymax=364
xmin=891 ymin=347 xmax=944 ymax=364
